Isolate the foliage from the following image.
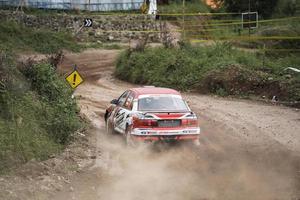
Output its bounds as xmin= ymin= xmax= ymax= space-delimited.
xmin=214 ymin=0 xmax=299 ymax=18
xmin=84 ymin=42 xmax=124 ymax=50
xmin=21 ymin=62 xmax=82 ymax=144
xmin=0 ymin=51 xmax=82 ymax=173
xmin=214 ymin=0 xmax=279 ymax=18
xmin=273 ymin=0 xmax=299 ymax=17
xmin=159 ymin=0 xmax=210 ymax=13
xmin=116 ymin=43 xmax=300 ymax=102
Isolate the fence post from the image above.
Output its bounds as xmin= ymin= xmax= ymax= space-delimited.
xmin=15 ymin=0 xmax=25 ymax=12
xmin=182 ymin=0 xmax=185 ymax=41
xmin=248 ymin=0 xmax=251 ymax=37
xmin=262 ymin=44 xmax=266 ymax=67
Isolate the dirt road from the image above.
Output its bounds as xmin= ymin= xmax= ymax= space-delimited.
xmin=54 ymin=49 xmax=300 ymax=200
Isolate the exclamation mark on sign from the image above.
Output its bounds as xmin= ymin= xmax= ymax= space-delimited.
xmin=73 ymin=74 xmax=77 ymax=85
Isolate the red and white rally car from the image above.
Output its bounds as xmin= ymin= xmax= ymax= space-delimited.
xmin=105 ymin=87 xmax=200 ymax=146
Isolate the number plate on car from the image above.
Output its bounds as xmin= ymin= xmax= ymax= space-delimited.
xmin=161 ymin=135 xmax=177 ymax=141
xmin=158 ymin=120 xmax=181 ymax=127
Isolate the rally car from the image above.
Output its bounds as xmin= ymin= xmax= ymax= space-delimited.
xmin=104 ymin=87 xmax=200 ymax=146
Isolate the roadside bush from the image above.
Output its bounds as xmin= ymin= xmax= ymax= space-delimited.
xmin=221 ymin=0 xmax=279 ymax=18
xmin=116 ymin=43 xmax=300 ymax=103
xmin=21 ymin=62 xmax=81 ymax=144
xmin=0 ymin=51 xmax=82 ymax=173
xmin=0 ymin=93 xmax=62 ymax=171
xmin=159 ymin=0 xmax=210 ymax=13
xmin=251 ymin=22 xmax=300 ymax=50
xmin=273 ymin=0 xmax=299 ymax=17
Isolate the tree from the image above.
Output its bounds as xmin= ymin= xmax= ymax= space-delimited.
xmin=157 ymin=0 xmax=169 ymax=4
xmin=214 ymin=0 xmax=279 ymax=18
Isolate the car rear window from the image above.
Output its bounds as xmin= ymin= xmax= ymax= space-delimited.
xmin=138 ymin=95 xmax=189 ymax=112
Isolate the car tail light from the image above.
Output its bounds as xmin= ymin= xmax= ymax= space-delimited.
xmin=133 ymin=117 xmax=158 ymax=128
xmin=181 ymin=119 xmax=199 ymax=127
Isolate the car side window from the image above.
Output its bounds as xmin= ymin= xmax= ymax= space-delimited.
xmin=118 ymin=91 xmax=129 ymax=106
xmin=124 ymin=92 xmax=134 ymax=110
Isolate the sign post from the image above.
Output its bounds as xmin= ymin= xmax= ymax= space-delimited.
xmin=242 ymin=11 xmax=258 ymax=36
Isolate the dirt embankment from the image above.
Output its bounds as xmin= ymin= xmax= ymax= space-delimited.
xmin=1 ymin=49 xmax=299 ymax=200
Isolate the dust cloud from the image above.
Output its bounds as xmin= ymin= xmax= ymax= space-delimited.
xmin=93 ymin=129 xmax=300 ymax=200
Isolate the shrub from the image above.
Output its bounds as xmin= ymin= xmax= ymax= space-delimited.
xmin=220 ymin=0 xmax=279 ymax=18
xmin=21 ymin=62 xmax=81 ymax=144
xmin=0 ymin=51 xmax=82 ymax=173
xmin=116 ymin=43 xmax=300 ymax=103
xmin=159 ymin=0 xmax=210 ymax=13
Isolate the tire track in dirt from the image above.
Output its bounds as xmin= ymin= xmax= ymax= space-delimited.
xmin=53 ymin=49 xmax=300 ymax=200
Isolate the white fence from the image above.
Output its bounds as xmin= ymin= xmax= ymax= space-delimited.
xmin=0 ymin=0 xmax=144 ymax=11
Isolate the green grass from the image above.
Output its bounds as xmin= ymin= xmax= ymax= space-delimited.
xmin=0 ymin=21 xmax=81 ymax=53
xmin=158 ymin=0 xmax=210 ymax=14
xmin=0 ymin=51 xmax=82 ymax=173
xmin=157 ymin=0 xmax=210 ymax=26
xmin=83 ymin=42 xmax=124 ymax=50
xmin=116 ymin=43 xmax=300 ymax=103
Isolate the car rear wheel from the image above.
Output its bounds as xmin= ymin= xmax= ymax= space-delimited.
xmin=125 ymin=126 xmax=137 ymax=147
xmin=106 ymin=120 xmax=116 ymax=135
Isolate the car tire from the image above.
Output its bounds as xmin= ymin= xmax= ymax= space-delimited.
xmin=125 ymin=126 xmax=136 ymax=147
xmin=106 ymin=120 xmax=116 ymax=135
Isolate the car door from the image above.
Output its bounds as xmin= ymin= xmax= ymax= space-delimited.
xmin=113 ymin=91 xmax=130 ymax=134
xmin=114 ymin=91 xmax=135 ymax=134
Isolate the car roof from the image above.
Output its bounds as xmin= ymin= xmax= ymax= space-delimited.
xmin=130 ymin=87 xmax=181 ymax=97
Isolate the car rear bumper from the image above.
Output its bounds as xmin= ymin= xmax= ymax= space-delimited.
xmin=131 ymin=134 xmax=199 ymax=142
xmin=131 ymin=127 xmax=200 ymax=142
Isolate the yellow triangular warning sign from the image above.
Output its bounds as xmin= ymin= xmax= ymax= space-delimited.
xmin=66 ymin=70 xmax=84 ymax=89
